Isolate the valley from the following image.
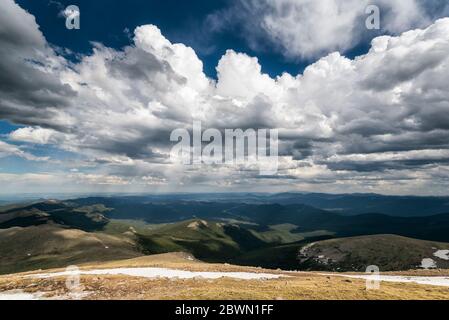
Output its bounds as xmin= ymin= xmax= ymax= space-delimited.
xmin=1 ymin=193 xmax=449 ymax=299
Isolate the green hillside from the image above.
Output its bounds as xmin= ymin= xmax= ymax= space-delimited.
xmin=297 ymin=235 xmax=449 ymax=271
xmin=3 ymin=199 xmax=449 ymax=275
xmin=0 ymin=200 xmax=109 ymax=231
xmin=135 ymin=219 xmax=267 ymax=261
xmin=0 ymin=224 xmax=140 ymax=275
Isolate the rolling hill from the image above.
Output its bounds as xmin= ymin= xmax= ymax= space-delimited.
xmin=65 ymin=197 xmax=449 ymax=242
xmin=297 ymin=235 xmax=449 ymax=271
xmin=0 ymin=224 xmax=140 ymax=275
xmin=264 ymin=193 xmax=449 ymax=217
xmin=134 ymin=219 xmax=268 ymax=262
xmin=3 ymin=252 xmax=449 ymax=300
xmin=0 ymin=200 xmax=109 ymax=231
xmin=70 ymin=192 xmax=449 ymax=217
xmin=233 ymin=235 xmax=449 ymax=272
xmin=3 ymin=197 xmax=449 ymax=275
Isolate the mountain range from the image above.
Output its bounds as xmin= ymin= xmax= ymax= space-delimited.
xmin=1 ymin=192 xmax=449 ymax=274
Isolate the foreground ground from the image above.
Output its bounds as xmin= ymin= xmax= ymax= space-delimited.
xmin=1 ymin=253 xmax=449 ymax=300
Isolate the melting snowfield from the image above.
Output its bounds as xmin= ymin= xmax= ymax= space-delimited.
xmin=1 ymin=268 xmax=285 ymax=300
xmin=434 ymin=250 xmax=449 ymax=260
xmin=25 ymin=267 xmax=285 ymax=281
xmin=0 ymin=289 xmax=89 ymax=300
xmin=27 ymin=267 xmax=449 ymax=287
xmin=0 ymin=290 xmax=44 ymax=300
xmin=331 ymin=274 xmax=449 ymax=287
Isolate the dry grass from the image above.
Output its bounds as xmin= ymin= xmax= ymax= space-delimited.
xmin=377 ymin=269 xmax=449 ymax=276
xmin=1 ymin=253 xmax=449 ymax=300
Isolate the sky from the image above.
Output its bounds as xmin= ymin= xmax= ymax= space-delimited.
xmin=1 ymin=0 xmax=449 ymax=195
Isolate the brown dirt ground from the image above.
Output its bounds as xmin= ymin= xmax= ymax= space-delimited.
xmin=1 ymin=253 xmax=449 ymax=300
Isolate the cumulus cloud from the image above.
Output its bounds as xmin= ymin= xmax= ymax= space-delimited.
xmin=0 ymin=0 xmax=76 ymax=130
xmin=0 ymin=141 xmax=49 ymax=161
xmin=9 ymin=127 xmax=61 ymax=144
xmin=207 ymin=0 xmax=444 ymax=59
xmin=1 ymin=0 xmax=449 ymax=195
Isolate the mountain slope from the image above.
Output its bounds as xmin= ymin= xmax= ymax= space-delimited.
xmin=0 ymin=224 xmax=140 ymax=275
xmin=233 ymin=235 xmax=449 ymax=272
xmin=2 ymin=253 xmax=449 ymax=300
xmin=67 ymin=197 xmax=449 ymax=242
xmin=136 ymin=219 xmax=267 ymax=261
xmin=297 ymin=235 xmax=449 ymax=271
xmin=0 ymin=201 xmax=109 ymax=231
xmin=3 ymin=198 xmax=449 ymax=275
xmin=70 ymin=193 xmax=449 ymax=217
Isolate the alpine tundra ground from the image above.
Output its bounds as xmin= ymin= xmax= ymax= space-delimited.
xmin=1 ymin=253 xmax=449 ymax=300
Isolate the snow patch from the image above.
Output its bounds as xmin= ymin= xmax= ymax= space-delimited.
xmin=299 ymin=243 xmax=315 ymax=255
xmin=0 ymin=290 xmax=44 ymax=300
xmin=26 ymin=267 xmax=285 ymax=280
xmin=187 ymin=220 xmax=208 ymax=230
xmin=0 ymin=289 xmax=90 ymax=300
xmin=324 ymin=274 xmax=449 ymax=287
xmin=434 ymin=250 xmax=449 ymax=260
xmin=421 ymin=258 xmax=437 ymax=269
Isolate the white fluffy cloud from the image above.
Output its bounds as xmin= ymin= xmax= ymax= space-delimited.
xmin=209 ymin=0 xmax=439 ymax=59
xmin=0 ymin=141 xmax=48 ymax=161
xmin=1 ymin=0 xmax=449 ymax=194
xmin=9 ymin=127 xmax=61 ymax=144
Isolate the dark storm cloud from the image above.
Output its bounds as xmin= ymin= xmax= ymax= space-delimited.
xmin=279 ymin=139 xmax=314 ymax=160
xmin=0 ymin=0 xmax=76 ymax=129
xmin=81 ymin=126 xmax=175 ymax=160
xmin=325 ymin=160 xmax=447 ymax=172
xmin=338 ymin=130 xmax=449 ymax=155
xmin=360 ymin=44 xmax=448 ymax=92
xmin=337 ymin=118 xmax=400 ymax=137
xmin=2 ymin=0 xmax=449 ymax=195
xmin=107 ymin=46 xmax=186 ymax=87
